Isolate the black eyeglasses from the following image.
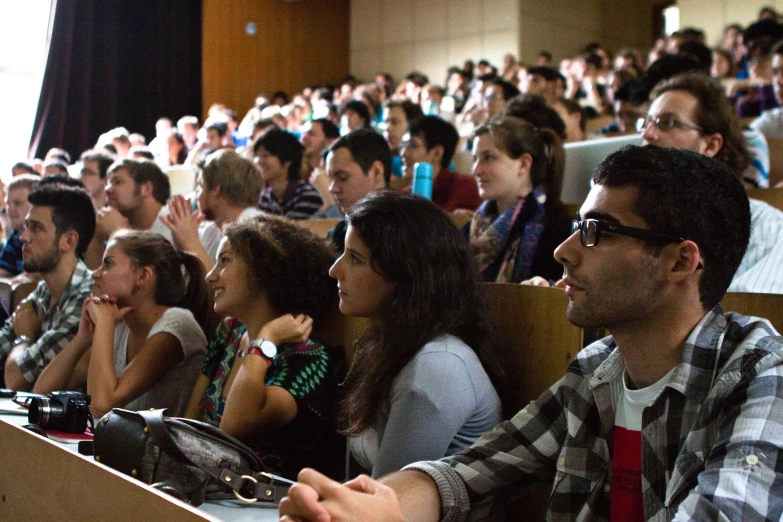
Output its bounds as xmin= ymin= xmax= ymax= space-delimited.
xmin=636 ymin=115 xmax=706 ymax=134
xmin=571 ymin=219 xmax=685 ymax=247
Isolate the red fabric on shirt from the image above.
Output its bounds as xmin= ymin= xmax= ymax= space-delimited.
xmin=611 ymin=426 xmax=644 ymax=521
xmin=431 ymin=167 xmax=482 ymax=212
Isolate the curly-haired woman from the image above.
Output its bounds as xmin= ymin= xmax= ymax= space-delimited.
xmin=183 ymin=214 xmax=340 ymax=477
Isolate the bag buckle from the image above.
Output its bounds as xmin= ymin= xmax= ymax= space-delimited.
xmin=233 ymin=475 xmax=259 ymax=503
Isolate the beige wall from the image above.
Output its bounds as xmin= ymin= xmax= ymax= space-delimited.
xmin=679 ymin=0 xmax=783 ymax=47
xmin=518 ymin=0 xmax=602 ymax=64
xmin=350 ymin=0 xmax=519 ymax=85
xmin=351 ymin=0 xmax=659 ymax=86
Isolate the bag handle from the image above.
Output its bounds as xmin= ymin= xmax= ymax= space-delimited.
xmin=137 ymin=409 xmax=192 ymax=464
xmin=173 ymin=416 xmax=264 ymax=467
xmin=134 ymin=409 xmax=287 ymax=503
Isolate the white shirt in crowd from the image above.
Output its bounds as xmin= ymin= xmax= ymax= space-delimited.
xmin=728 ymin=198 xmax=783 ymax=294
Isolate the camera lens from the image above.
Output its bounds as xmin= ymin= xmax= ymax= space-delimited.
xmin=28 ymin=397 xmax=64 ymax=428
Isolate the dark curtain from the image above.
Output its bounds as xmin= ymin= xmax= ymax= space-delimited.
xmin=29 ymin=0 xmax=202 ymax=159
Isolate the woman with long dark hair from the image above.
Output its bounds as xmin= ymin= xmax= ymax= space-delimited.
xmin=167 ymin=130 xmax=188 ymax=166
xmin=469 ymin=116 xmax=572 ymax=283
xmin=330 ymin=191 xmax=503 ymax=478
xmin=35 ymin=231 xmax=210 ymax=417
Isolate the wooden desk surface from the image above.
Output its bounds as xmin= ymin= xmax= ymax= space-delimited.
xmin=0 ymin=405 xmax=279 ymax=522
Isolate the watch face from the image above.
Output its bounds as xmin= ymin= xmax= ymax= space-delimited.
xmin=260 ymin=340 xmax=277 ymax=359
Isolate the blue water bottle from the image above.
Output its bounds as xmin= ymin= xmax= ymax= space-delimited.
xmin=412 ymin=162 xmax=433 ymax=200
xmin=391 ymin=155 xmax=403 ymax=178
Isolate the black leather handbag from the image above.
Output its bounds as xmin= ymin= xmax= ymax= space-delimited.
xmin=87 ymin=408 xmax=291 ymax=506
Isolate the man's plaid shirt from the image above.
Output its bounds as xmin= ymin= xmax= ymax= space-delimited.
xmin=0 ymin=261 xmax=93 ymax=384
xmin=407 ymin=307 xmax=783 ymax=521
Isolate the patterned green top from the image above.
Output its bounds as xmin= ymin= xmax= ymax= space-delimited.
xmin=198 ymin=317 xmax=337 ymax=473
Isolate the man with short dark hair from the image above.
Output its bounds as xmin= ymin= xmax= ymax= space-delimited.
xmin=85 ymin=158 xmax=172 ymax=268
xmin=280 ymin=146 xmax=783 ymax=521
xmin=482 ymin=78 xmax=519 ymax=120
xmin=323 ymin=129 xmax=390 ymax=251
xmin=551 ymin=97 xmax=587 ymax=142
xmin=79 ymin=149 xmax=115 ymax=209
xmin=401 ymin=116 xmax=481 ymax=213
xmin=255 ymin=128 xmax=322 ymax=220
xmin=383 ymin=100 xmax=424 ymax=153
xmin=340 ymin=100 xmax=372 ymax=134
xmin=642 ymin=72 xmax=783 ymax=292
xmin=0 ymin=185 xmax=95 ymax=390
xmin=519 ymin=66 xmax=562 ymax=102
xmin=185 ymin=118 xmax=229 ymax=165
xmin=301 ymin=118 xmax=340 ymax=181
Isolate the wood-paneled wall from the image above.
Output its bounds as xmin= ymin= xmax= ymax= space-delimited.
xmin=202 ymin=0 xmax=350 ymax=120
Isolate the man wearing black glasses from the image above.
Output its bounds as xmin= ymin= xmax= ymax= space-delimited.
xmin=641 ymin=72 xmax=783 ymax=294
xmin=280 ymin=146 xmax=783 ymax=522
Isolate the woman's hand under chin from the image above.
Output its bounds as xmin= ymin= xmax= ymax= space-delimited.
xmin=258 ymin=314 xmax=314 ymax=345
xmin=85 ymin=295 xmax=134 ymax=326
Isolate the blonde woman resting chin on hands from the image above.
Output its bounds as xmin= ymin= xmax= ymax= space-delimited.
xmin=183 ymin=214 xmax=341 ymax=478
xmin=34 ymin=231 xmax=211 ymax=417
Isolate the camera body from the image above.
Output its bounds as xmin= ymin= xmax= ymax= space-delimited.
xmin=28 ymin=391 xmax=91 ymax=433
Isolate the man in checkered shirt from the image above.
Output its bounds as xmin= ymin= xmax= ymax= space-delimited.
xmin=1 ymin=185 xmax=95 ymax=391
xmin=279 ymin=146 xmax=783 ymax=521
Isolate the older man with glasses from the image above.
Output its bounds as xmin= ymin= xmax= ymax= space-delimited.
xmin=279 ymin=146 xmax=783 ymax=522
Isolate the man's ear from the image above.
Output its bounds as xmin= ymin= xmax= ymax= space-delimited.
xmin=702 ymin=133 xmax=724 ymax=158
xmin=369 ymin=160 xmax=386 ymax=189
xmin=139 ymin=181 xmax=154 ymax=198
xmin=666 ymin=239 xmax=702 ymax=283
xmin=428 ymin=144 xmax=445 ymax=167
xmin=59 ymin=230 xmax=79 ymax=254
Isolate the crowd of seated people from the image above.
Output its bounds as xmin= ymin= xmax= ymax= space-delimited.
xmin=2 ymin=8 xmax=783 ymax=518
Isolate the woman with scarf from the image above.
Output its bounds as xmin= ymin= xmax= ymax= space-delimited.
xmin=468 ymin=116 xmax=572 ymax=283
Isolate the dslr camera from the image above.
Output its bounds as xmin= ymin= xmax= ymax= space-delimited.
xmin=28 ymin=391 xmax=91 ymax=433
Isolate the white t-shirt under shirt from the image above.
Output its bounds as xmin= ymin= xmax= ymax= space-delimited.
xmin=147 ymin=207 xmax=174 ymax=242
xmin=611 ymin=368 xmax=675 ymax=521
xmin=113 ymin=307 xmax=207 ymax=416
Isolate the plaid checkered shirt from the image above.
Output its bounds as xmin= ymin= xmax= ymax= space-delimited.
xmin=0 ymin=261 xmax=93 ymax=384
xmin=406 ymin=307 xmax=783 ymax=521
